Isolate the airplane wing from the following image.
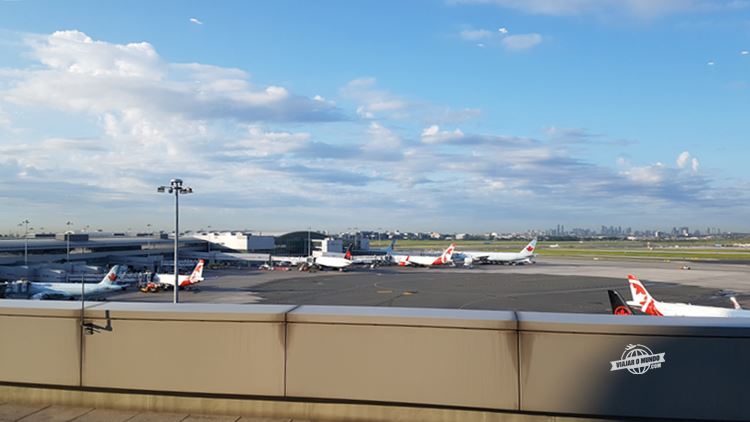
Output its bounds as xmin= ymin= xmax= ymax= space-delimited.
xmin=32 ymin=291 xmax=70 ymax=300
xmin=468 ymin=253 xmax=490 ymax=263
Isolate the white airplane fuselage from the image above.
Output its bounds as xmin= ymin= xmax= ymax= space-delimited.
xmin=460 ymin=239 xmax=537 ymax=264
xmin=312 ymin=255 xmax=352 ymax=270
xmin=627 ymin=299 xmax=750 ymax=318
xmin=152 ymin=273 xmax=194 ymax=287
xmin=627 ymin=274 xmax=750 ymax=318
xmin=16 ymin=265 xmax=127 ymax=300
xmin=398 ymin=255 xmax=447 ymax=266
xmin=462 ymin=251 xmax=534 ymax=263
xmin=152 ymin=260 xmax=205 ymax=288
xmin=27 ymin=282 xmax=123 ymax=299
xmin=394 ymin=244 xmax=455 ymax=267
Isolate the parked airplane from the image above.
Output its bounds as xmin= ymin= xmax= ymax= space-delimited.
xmin=140 ymin=259 xmax=205 ymax=293
xmin=610 ymin=274 xmax=750 ymax=318
xmin=306 ymin=246 xmax=353 ymax=271
xmin=18 ymin=265 xmax=128 ymax=300
xmin=394 ymin=243 xmax=456 ymax=267
xmin=459 ymin=239 xmax=537 ymax=265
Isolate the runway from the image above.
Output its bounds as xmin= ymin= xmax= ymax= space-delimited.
xmin=109 ymin=257 xmax=750 ymax=314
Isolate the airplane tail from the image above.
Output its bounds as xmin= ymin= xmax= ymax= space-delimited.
xmin=440 ymin=243 xmax=456 ymax=264
xmin=99 ymin=265 xmax=126 ymax=285
xmin=188 ymin=259 xmax=205 ymax=283
xmin=520 ymin=238 xmax=537 ymax=256
xmin=627 ymin=274 xmax=663 ymax=316
xmin=608 ymin=290 xmax=633 ymax=315
xmin=344 ymin=245 xmax=353 ymax=261
xmin=383 ymin=239 xmax=396 ymax=263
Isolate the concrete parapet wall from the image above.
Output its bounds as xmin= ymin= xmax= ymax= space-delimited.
xmin=0 ymin=301 xmax=86 ymax=386
xmin=1 ymin=300 xmax=749 ymax=421
xmin=82 ymin=302 xmax=293 ymax=396
xmin=286 ymin=306 xmax=518 ymax=409
xmin=518 ymin=312 xmax=750 ymax=421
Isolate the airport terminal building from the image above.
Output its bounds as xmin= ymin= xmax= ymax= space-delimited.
xmin=0 ymin=230 xmax=342 ymax=282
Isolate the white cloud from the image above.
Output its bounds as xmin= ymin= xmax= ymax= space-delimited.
xmin=421 ymin=125 xmax=465 ymax=144
xmin=676 ymin=151 xmax=699 ymax=173
xmin=0 ymin=107 xmax=10 ymax=128
xmin=458 ymin=27 xmax=542 ymax=51
xmin=0 ymin=30 xmax=744 ymax=231
xmin=29 ymin=30 xmax=161 ymax=79
xmin=4 ymin=31 xmax=342 ymax=123
xmin=453 ymin=0 xmax=748 ymax=18
xmin=707 ymin=60 xmax=715 ymax=66
xmin=676 ymin=151 xmax=691 ymax=168
xmin=502 ymin=33 xmax=543 ymax=51
xmin=741 ymin=50 xmax=749 ymax=55
xmin=224 ymin=126 xmax=311 ymax=157
xmin=189 ymin=18 xmax=203 ymax=25
xmin=622 ymin=163 xmax=665 ymax=184
xmin=341 ymin=77 xmax=410 ymax=119
xmin=460 ymin=29 xmax=493 ymax=41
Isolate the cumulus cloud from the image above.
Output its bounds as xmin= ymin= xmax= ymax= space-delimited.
xmin=676 ymin=151 xmax=699 ymax=173
xmin=502 ymin=33 xmax=543 ymax=51
xmin=622 ymin=162 xmax=666 ymax=184
xmin=340 ymin=77 xmax=408 ymax=119
xmin=358 ymin=122 xmax=406 ymax=161
xmin=676 ymin=151 xmax=691 ymax=168
xmin=421 ymin=125 xmax=465 ymax=143
xmin=4 ymin=31 xmax=343 ymax=123
xmin=0 ymin=30 xmax=745 ymax=230
xmin=0 ymin=30 xmax=354 ymax=222
xmin=189 ymin=17 xmax=203 ymax=25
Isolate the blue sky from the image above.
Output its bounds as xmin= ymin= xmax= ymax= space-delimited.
xmin=0 ymin=0 xmax=748 ymax=234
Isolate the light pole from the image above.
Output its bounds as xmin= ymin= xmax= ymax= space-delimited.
xmin=66 ymin=221 xmax=74 ymax=263
xmin=158 ymin=179 xmax=193 ymax=304
xmin=19 ymin=219 xmax=29 ymax=266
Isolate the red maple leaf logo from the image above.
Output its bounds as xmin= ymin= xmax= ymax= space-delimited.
xmin=526 ymin=246 xmax=534 ymax=252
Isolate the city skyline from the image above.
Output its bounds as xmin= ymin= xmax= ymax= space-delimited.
xmin=0 ymin=1 xmax=749 ymax=232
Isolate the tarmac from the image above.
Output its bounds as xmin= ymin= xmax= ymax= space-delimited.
xmin=108 ymin=256 xmax=750 ymax=312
